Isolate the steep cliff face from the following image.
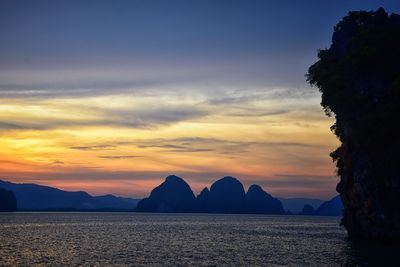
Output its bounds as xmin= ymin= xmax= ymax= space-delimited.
xmin=307 ymin=8 xmax=400 ymax=241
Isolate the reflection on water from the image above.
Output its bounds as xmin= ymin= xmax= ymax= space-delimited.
xmin=0 ymin=213 xmax=398 ymax=266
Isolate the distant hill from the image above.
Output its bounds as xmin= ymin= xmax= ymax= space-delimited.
xmin=0 ymin=187 xmax=17 ymax=212
xmin=135 ymin=175 xmax=285 ymax=214
xmin=315 ymin=195 xmax=343 ymax=216
xmin=0 ymin=180 xmax=139 ymax=211
xmin=279 ymin=198 xmax=324 ymax=214
xmin=300 ymin=204 xmax=315 ymax=215
xmin=246 ymin=185 xmax=284 ymax=214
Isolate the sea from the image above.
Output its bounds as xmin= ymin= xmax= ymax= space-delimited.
xmin=0 ymin=213 xmax=398 ymax=266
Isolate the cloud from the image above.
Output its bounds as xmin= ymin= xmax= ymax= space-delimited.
xmin=225 ymin=109 xmax=291 ymax=117
xmin=105 ymin=106 xmax=208 ymax=127
xmin=138 ymin=143 xmax=214 ymax=153
xmin=135 ymin=137 xmax=321 ymax=155
xmin=205 ymin=87 xmax=319 ymax=106
xmin=206 ymin=94 xmax=261 ymax=105
xmin=98 ymin=155 xmax=141 ymax=159
xmin=267 ymin=174 xmax=337 ymax=187
xmin=0 ymin=79 xmax=166 ymax=99
xmin=70 ymin=145 xmax=115 ymax=151
xmin=137 ymin=138 xmax=222 ymax=153
xmin=0 ymin=67 xmax=197 ymax=99
xmin=244 ymin=174 xmax=338 ymax=197
xmin=0 ymin=104 xmax=208 ymax=131
xmin=0 ymin=122 xmax=30 ymax=130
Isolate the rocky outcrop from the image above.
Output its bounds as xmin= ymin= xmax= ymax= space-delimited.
xmin=0 ymin=187 xmax=17 ymax=212
xmin=300 ymin=204 xmax=315 ymax=216
xmin=307 ymin=8 xmax=400 ymax=241
xmin=134 ymin=175 xmax=197 ymax=212
xmin=279 ymin=198 xmax=324 ymax=214
xmin=246 ymin=185 xmax=285 ymax=214
xmin=315 ymin=195 xmax=343 ymax=216
xmin=196 ymin=187 xmax=211 ymax=212
xmin=135 ymin=175 xmax=285 ymax=214
xmin=207 ymin=176 xmax=247 ymax=213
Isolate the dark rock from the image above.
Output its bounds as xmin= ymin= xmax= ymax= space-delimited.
xmin=279 ymin=198 xmax=324 ymax=214
xmin=196 ymin=187 xmax=211 ymax=212
xmin=134 ymin=175 xmax=299 ymax=215
xmin=246 ymin=185 xmax=285 ymax=214
xmin=307 ymin=8 xmax=400 ymax=241
xmin=315 ymin=195 xmax=343 ymax=216
xmin=208 ymin=176 xmax=246 ymax=214
xmin=134 ymin=175 xmax=196 ymax=213
xmin=300 ymin=204 xmax=315 ymax=215
xmin=286 ymin=210 xmax=293 ymax=215
xmin=0 ymin=187 xmax=17 ymax=212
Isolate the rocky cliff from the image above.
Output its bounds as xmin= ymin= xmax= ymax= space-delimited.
xmin=134 ymin=175 xmax=197 ymax=212
xmin=207 ymin=176 xmax=247 ymax=214
xmin=307 ymin=8 xmax=400 ymax=241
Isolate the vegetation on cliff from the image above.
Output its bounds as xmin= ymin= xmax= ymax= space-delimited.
xmin=307 ymin=8 xmax=400 ymax=241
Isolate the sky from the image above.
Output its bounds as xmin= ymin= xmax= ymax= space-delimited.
xmin=1 ymin=0 xmax=399 ymax=199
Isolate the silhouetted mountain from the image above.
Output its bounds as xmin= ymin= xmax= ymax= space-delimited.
xmin=300 ymin=204 xmax=315 ymax=215
xmin=286 ymin=210 xmax=294 ymax=215
xmin=315 ymin=195 xmax=343 ymax=216
xmin=196 ymin=187 xmax=211 ymax=212
xmin=135 ymin=175 xmax=288 ymax=214
xmin=0 ymin=187 xmax=17 ymax=212
xmin=0 ymin=180 xmax=138 ymax=211
xmin=279 ymin=198 xmax=324 ymax=214
xmin=134 ymin=175 xmax=196 ymax=212
xmin=207 ymin=176 xmax=247 ymax=214
xmin=246 ymin=185 xmax=284 ymax=214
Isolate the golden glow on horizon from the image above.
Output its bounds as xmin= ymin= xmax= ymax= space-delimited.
xmin=0 ymin=91 xmax=339 ymax=198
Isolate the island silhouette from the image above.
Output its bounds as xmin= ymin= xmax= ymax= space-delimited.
xmin=0 ymin=177 xmax=342 ymax=215
xmin=134 ymin=175 xmax=342 ymax=215
xmin=134 ymin=175 xmax=285 ymax=214
xmin=0 ymin=187 xmax=17 ymax=212
xmin=0 ymin=180 xmax=139 ymax=211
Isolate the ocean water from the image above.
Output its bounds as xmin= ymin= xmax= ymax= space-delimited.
xmin=0 ymin=213 xmax=398 ymax=266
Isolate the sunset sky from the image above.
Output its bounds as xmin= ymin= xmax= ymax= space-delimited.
xmin=1 ymin=0 xmax=399 ymax=199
